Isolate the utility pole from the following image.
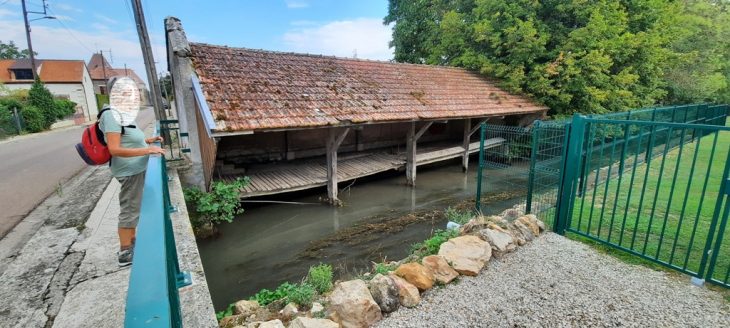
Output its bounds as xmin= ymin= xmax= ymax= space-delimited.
xmin=21 ymin=0 xmax=56 ymax=80
xmin=99 ymin=49 xmax=113 ymax=93
xmin=130 ymin=0 xmax=166 ymax=120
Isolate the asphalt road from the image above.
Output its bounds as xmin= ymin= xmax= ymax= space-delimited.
xmin=0 ymin=107 xmax=156 ymax=238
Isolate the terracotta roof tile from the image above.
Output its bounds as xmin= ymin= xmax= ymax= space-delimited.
xmin=189 ymin=43 xmax=548 ymax=131
xmin=0 ymin=59 xmax=85 ymax=83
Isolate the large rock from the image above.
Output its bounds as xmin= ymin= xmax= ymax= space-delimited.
xmin=310 ymin=302 xmax=324 ymax=314
xmin=512 ymin=220 xmax=536 ymax=244
xmin=233 ymin=300 xmax=259 ymax=316
xmin=516 ymin=215 xmax=540 ymax=236
xmin=499 ymin=207 xmax=524 ymax=222
xmin=369 ymin=274 xmax=400 ymax=313
xmin=282 ymin=302 xmax=298 ymax=317
xmin=524 ymin=214 xmax=546 ymax=232
xmin=438 ymin=235 xmax=492 ymax=276
xmin=478 ymin=228 xmax=516 ymax=258
xmin=421 ymin=255 xmax=458 ymax=284
xmin=220 ymin=314 xmax=245 ymax=327
xmin=327 ymin=280 xmax=382 ymax=328
xmin=387 ymin=273 xmax=420 ymax=307
xmin=258 ymin=319 xmax=285 ymax=328
xmin=290 ymin=317 xmax=340 ymax=328
xmin=394 ymin=263 xmax=436 ymax=291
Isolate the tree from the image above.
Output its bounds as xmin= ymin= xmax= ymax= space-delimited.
xmin=158 ymin=74 xmax=173 ymax=100
xmin=0 ymin=41 xmax=36 ymax=59
xmin=28 ymin=78 xmax=56 ymax=129
xmin=385 ymin=0 xmax=683 ymax=116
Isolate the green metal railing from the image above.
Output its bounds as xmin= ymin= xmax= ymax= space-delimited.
xmin=159 ymin=120 xmax=190 ymax=162
xmin=124 ymin=123 xmax=191 ymax=327
xmin=478 ymin=103 xmax=730 ymax=287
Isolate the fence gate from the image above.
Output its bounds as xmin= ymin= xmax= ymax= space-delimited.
xmin=554 ymin=107 xmax=730 ymax=288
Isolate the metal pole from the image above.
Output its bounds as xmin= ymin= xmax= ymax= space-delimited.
xmin=21 ymin=0 xmax=38 ymax=80
xmin=130 ymin=0 xmax=166 ymax=120
xmin=13 ymin=107 xmax=22 ymax=135
xmin=100 ymin=51 xmax=108 ymax=93
xmin=526 ymin=121 xmax=540 ymax=214
xmin=475 ymin=123 xmax=486 ymax=212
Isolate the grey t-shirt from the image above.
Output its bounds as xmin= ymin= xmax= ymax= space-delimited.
xmin=99 ymin=111 xmax=148 ymax=177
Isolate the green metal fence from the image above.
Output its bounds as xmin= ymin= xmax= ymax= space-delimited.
xmin=124 ymin=123 xmax=191 ymax=327
xmin=478 ymin=103 xmax=730 ymax=287
xmin=159 ymin=120 xmax=190 ymax=162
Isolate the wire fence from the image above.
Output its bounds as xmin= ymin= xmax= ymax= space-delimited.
xmin=0 ymin=110 xmax=26 ymax=140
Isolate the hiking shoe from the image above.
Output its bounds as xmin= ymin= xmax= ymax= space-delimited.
xmin=118 ymin=248 xmax=134 ymax=267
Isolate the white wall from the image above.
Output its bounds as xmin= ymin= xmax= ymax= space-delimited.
xmin=6 ymin=81 xmax=98 ymax=122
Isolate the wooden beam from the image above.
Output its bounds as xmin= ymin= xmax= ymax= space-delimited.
xmin=518 ymin=111 xmax=547 ymax=127
xmin=469 ymin=118 xmax=489 ymax=136
xmin=414 ymin=122 xmax=432 ymax=140
xmin=406 ymin=122 xmax=416 ymax=186
xmin=326 ymin=128 xmax=349 ymax=205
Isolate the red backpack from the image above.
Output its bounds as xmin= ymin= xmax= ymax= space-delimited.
xmin=75 ymin=108 xmax=134 ymax=166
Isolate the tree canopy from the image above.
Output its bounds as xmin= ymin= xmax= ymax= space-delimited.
xmin=384 ymin=0 xmax=730 ymax=116
xmin=0 ymin=41 xmax=35 ymax=60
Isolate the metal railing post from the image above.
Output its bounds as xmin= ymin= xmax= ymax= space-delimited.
xmin=526 ymin=121 xmax=540 ymax=214
xmin=554 ymin=114 xmax=586 ymax=235
xmin=475 ymin=123 xmax=486 ymax=212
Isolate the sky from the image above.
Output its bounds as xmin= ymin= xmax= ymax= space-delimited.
xmin=0 ymin=0 xmax=394 ymax=85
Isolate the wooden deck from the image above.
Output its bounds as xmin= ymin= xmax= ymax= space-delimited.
xmin=219 ymin=138 xmax=504 ymax=198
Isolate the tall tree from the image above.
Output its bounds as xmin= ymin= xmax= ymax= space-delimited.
xmin=0 ymin=41 xmax=36 ymax=59
xmin=385 ymin=0 xmax=683 ymax=116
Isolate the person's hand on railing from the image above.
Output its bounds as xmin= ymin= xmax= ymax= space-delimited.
xmin=147 ymin=146 xmax=166 ymax=155
xmin=145 ymin=136 xmax=164 ymax=144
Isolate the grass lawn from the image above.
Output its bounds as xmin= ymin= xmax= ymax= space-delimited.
xmin=568 ymin=125 xmax=730 ymax=286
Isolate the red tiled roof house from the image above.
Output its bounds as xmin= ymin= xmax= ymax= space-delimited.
xmin=0 ymin=59 xmax=98 ymax=122
xmin=164 ymin=17 xmax=548 ymax=202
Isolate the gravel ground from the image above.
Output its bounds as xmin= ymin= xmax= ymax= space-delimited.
xmin=374 ymin=233 xmax=730 ymax=328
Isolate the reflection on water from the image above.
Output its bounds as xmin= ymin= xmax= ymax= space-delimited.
xmin=197 ymin=159 xmax=526 ymax=311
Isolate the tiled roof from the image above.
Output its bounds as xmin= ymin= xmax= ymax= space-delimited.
xmin=189 ymin=43 xmax=548 ymax=131
xmin=87 ymin=53 xmax=113 ymax=80
xmin=0 ymin=59 xmax=85 ymax=83
xmin=112 ymin=69 xmax=145 ymax=86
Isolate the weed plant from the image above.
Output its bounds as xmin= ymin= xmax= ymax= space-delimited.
xmin=307 ymin=263 xmax=333 ymax=294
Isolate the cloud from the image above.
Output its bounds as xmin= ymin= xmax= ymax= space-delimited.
xmin=0 ymin=9 xmax=18 ymax=19
xmin=94 ymin=13 xmax=117 ymax=24
xmin=0 ymin=19 xmax=165 ymax=85
xmin=91 ymin=23 xmax=109 ymax=31
xmin=53 ymin=15 xmax=75 ymax=22
xmin=57 ymin=4 xmax=83 ymax=12
xmin=290 ymin=20 xmax=318 ymax=26
xmin=285 ymin=0 xmax=309 ymax=8
xmin=283 ymin=18 xmax=393 ymax=61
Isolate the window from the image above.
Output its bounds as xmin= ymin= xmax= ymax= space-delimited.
xmin=12 ymin=69 xmax=33 ymax=80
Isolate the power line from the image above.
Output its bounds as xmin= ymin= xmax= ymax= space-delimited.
xmin=122 ymin=0 xmax=135 ymax=26
xmin=0 ymin=0 xmax=11 ymax=7
xmin=46 ymin=6 xmax=94 ymax=53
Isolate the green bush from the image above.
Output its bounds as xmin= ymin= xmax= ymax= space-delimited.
xmin=0 ymin=98 xmax=23 ymax=112
xmin=444 ymin=207 xmax=472 ymax=225
xmin=215 ymin=302 xmax=235 ymax=322
xmin=28 ymin=78 xmax=56 ymax=128
xmin=307 ymin=263 xmax=333 ymax=294
xmin=21 ymin=106 xmax=45 ymax=132
xmin=289 ymin=283 xmax=315 ymax=308
xmin=249 ymin=281 xmax=296 ymax=306
xmin=411 ymin=229 xmax=460 ymax=256
xmin=374 ymin=263 xmax=397 ymax=275
xmin=183 ymin=177 xmax=249 ymax=228
xmin=53 ymin=100 xmax=76 ymax=119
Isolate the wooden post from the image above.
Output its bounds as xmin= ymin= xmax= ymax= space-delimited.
xmin=462 ymin=118 xmax=471 ymax=172
xmin=406 ymin=122 xmax=432 ymax=186
xmin=326 ymin=128 xmax=350 ymax=205
xmin=286 ymin=131 xmax=295 ymax=160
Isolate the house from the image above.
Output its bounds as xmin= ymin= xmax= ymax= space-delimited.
xmin=0 ymin=59 xmax=98 ymax=122
xmin=164 ymin=17 xmax=548 ymax=203
xmin=87 ymin=53 xmax=148 ymax=104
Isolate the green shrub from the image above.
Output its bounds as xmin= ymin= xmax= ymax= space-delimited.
xmin=215 ymin=302 xmax=235 ymax=322
xmin=249 ymin=281 xmax=296 ymax=306
xmin=28 ymin=78 xmax=56 ymax=128
xmin=183 ymin=177 xmax=249 ymax=228
xmin=412 ymin=229 xmax=460 ymax=256
xmin=21 ymin=106 xmax=45 ymax=132
xmin=374 ymin=263 xmax=397 ymax=275
xmin=0 ymin=98 xmax=23 ymax=112
xmin=445 ymin=207 xmax=472 ymax=225
xmin=53 ymin=100 xmax=76 ymax=119
xmin=289 ymin=283 xmax=315 ymax=308
xmin=307 ymin=263 xmax=333 ymax=294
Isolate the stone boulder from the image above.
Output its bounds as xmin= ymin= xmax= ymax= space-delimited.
xmin=438 ymin=235 xmax=492 ymax=276
xmin=219 ymin=314 xmax=245 ymax=327
xmin=388 ymin=273 xmax=420 ymax=307
xmin=258 ymin=319 xmax=285 ymax=328
xmin=478 ymin=228 xmax=516 ymax=258
xmin=421 ymin=255 xmax=458 ymax=284
xmin=516 ymin=215 xmax=540 ymax=236
xmin=310 ymin=302 xmax=324 ymax=314
xmin=282 ymin=302 xmax=298 ymax=317
xmin=394 ymin=263 xmax=436 ymax=291
xmin=499 ymin=207 xmax=524 ymax=222
xmin=369 ymin=274 xmax=400 ymax=313
xmin=511 ymin=220 xmax=536 ymax=244
xmin=327 ymin=280 xmax=382 ymax=328
xmin=233 ymin=300 xmax=259 ymax=317
xmin=290 ymin=317 xmax=340 ymax=328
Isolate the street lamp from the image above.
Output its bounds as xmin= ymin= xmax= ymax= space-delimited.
xmin=21 ymin=0 xmax=57 ymax=79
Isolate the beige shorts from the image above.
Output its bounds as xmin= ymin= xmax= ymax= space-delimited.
xmin=117 ymin=170 xmax=147 ymax=228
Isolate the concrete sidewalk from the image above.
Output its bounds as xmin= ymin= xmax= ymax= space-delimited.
xmin=0 ymin=168 xmax=217 ymax=327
